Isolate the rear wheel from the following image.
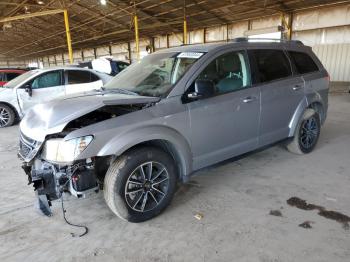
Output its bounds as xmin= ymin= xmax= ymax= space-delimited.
xmin=286 ymin=108 xmax=320 ymax=154
xmin=0 ymin=104 xmax=15 ymax=128
xmin=104 ymin=147 xmax=177 ymax=222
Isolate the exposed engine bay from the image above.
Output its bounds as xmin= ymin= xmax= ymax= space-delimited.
xmin=19 ymin=101 xmax=153 ymax=216
xmin=64 ymin=104 xmax=145 ymax=130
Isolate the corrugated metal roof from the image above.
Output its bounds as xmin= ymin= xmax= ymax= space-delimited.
xmin=0 ymin=0 xmax=347 ymax=59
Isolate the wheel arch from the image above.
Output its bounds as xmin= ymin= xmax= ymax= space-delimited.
xmin=96 ymin=126 xmax=193 ymax=181
xmin=308 ymin=101 xmax=325 ymax=124
xmin=288 ymin=97 xmax=325 ymax=137
xmin=121 ymin=139 xmax=190 ymax=181
xmin=0 ymin=101 xmax=19 ymax=120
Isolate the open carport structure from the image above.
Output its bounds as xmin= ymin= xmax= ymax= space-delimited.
xmin=0 ymin=0 xmax=350 ymax=91
xmin=0 ymin=1 xmax=350 ymax=262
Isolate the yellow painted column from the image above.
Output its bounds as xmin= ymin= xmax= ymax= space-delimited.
xmin=63 ymin=10 xmax=73 ymax=64
xmin=183 ymin=18 xmax=188 ymax=45
xmin=134 ymin=14 xmax=140 ymax=61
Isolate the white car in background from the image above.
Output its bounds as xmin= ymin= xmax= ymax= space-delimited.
xmin=0 ymin=67 xmax=112 ymax=127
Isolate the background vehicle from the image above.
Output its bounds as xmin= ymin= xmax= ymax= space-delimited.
xmin=78 ymin=58 xmax=129 ymax=76
xmin=0 ymin=68 xmax=27 ymax=87
xmin=19 ymin=39 xmax=329 ymax=222
xmin=0 ymin=67 xmax=112 ymax=127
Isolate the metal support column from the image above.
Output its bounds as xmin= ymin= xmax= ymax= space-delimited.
xmin=281 ymin=13 xmax=293 ymax=40
xmin=183 ymin=0 xmax=187 ymax=45
xmin=134 ymin=14 xmax=140 ymax=60
xmin=63 ymin=10 xmax=73 ymax=64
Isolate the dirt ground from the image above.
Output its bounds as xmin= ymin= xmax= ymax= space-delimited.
xmin=0 ymin=95 xmax=349 ymax=262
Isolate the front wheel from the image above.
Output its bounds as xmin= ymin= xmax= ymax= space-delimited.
xmin=0 ymin=104 xmax=16 ymax=128
xmin=286 ymin=108 xmax=321 ymax=154
xmin=104 ymin=147 xmax=177 ymax=222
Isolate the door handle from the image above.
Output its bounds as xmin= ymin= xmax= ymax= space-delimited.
xmin=242 ymin=96 xmax=256 ymax=103
xmin=292 ymin=85 xmax=302 ymax=91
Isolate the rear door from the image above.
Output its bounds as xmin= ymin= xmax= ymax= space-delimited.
xmin=17 ymin=70 xmax=64 ymax=113
xmin=248 ymin=49 xmax=305 ymax=146
xmin=288 ymin=50 xmax=328 ymax=121
xmin=65 ymin=70 xmax=103 ymax=94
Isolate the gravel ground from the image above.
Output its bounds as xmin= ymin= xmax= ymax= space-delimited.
xmin=0 ymin=94 xmax=349 ymax=262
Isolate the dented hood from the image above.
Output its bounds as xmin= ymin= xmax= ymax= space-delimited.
xmin=20 ymin=91 xmax=160 ymax=142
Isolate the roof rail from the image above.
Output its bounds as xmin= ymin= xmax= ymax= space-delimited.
xmin=231 ymin=37 xmax=304 ymax=45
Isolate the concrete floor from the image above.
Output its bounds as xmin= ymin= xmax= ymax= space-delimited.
xmin=0 ymin=95 xmax=349 ymax=262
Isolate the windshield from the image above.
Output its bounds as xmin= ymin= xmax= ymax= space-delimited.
xmin=3 ymin=70 xmax=38 ymax=88
xmin=104 ymin=52 xmax=204 ymax=97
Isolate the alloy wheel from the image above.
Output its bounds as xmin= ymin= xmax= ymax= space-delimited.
xmin=124 ymin=161 xmax=169 ymax=212
xmin=299 ymin=116 xmax=319 ymax=149
xmin=0 ymin=107 xmax=10 ymax=127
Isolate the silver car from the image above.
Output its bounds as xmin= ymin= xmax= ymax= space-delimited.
xmin=19 ymin=39 xmax=329 ymax=222
xmin=0 ymin=67 xmax=112 ymax=127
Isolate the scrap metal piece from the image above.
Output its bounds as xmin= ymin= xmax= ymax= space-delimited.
xmin=34 ymin=192 xmax=52 ymax=217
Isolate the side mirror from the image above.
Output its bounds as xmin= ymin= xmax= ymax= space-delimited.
xmin=187 ymin=79 xmax=215 ymax=100
xmin=24 ymin=84 xmax=32 ymax=97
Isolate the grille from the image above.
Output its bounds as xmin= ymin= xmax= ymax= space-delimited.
xmin=18 ymin=132 xmax=42 ymax=161
xmin=21 ymin=132 xmax=36 ymax=145
xmin=19 ymin=140 xmax=32 ymax=158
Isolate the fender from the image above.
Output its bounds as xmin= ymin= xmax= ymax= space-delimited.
xmin=96 ymin=125 xmax=193 ymax=177
xmin=288 ymin=93 xmax=324 ymax=137
xmin=0 ymin=88 xmax=22 ymax=119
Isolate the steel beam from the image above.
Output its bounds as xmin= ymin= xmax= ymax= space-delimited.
xmin=134 ymin=15 xmax=140 ymax=61
xmin=0 ymin=9 xmax=65 ymax=23
xmin=63 ymin=10 xmax=73 ymax=64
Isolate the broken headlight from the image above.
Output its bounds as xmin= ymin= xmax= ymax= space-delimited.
xmin=42 ymin=136 xmax=93 ymax=163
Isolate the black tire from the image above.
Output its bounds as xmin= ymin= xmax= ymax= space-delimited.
xmin=0 ymin=104 xmax=16 ymax=128
xmin=286 ymin=108 xmax=321 ymax=154
xmin=104 ymin=147 xmax=177 ymax=222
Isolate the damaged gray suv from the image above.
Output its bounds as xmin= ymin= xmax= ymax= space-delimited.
xmin=19 ymin=39 xmax=329 ymax=222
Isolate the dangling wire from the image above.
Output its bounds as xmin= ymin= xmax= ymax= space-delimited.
xmin=60 ymin=174 xmax=88 ymax=237
xmin=61 ymin=193 xmax=89 ymax=237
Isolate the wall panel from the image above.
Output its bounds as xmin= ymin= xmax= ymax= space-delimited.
xmin=313 ymin=43 xmax=350 ymax=81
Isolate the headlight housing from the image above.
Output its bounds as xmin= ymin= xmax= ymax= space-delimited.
xmin=42 ymin=136 xmax=93 ymax=163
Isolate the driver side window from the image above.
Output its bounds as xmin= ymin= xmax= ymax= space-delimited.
xmin=31 ymin=71 xmax=62 ymax=89
xmin=195 ymin=50 xmax=251 ymax=95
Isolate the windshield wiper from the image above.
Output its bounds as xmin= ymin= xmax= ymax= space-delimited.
xmin=101 ymin=87 xmax=139 ymax=96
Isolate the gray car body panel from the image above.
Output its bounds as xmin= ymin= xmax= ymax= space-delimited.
xmin=20 ymin=41 xmax=329 ymax=179
xmin=20 ymin=92 xmax=160 ymax=142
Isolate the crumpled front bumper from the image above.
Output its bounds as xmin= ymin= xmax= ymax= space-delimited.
xmin=22 ymin=162 xmax=63 ymax=216
xmin=21 ymin=158 xmax=99 ymax=216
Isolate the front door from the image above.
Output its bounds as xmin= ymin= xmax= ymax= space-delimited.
xmin=17 ymin=70 xmax=64 ymax=114
xmin=186 ymin=50 xmax=261 ymax=170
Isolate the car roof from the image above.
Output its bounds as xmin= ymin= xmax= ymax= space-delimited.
xmin=40 ymin=66 xmax=99 ymax=72
xmin=0 ymin=69 xmax=27 ymax=73
xmin=156 ymin=40 xmax=310 ymax=54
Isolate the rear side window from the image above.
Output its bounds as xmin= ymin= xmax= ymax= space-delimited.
xmin=90 ymin=73 xmax=100 ymax=82
xmin=118 ymin=62 xmax=129 ymax=71
xmin=289 ymin=51 xmax=319 ymax=74
xmin=67 ymin=70 xmax=95 ymax=84
xmin=6 ymin=73 xmax=20 ymax=81
xmin=251 ymin=49 xmax=292 ymax=83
